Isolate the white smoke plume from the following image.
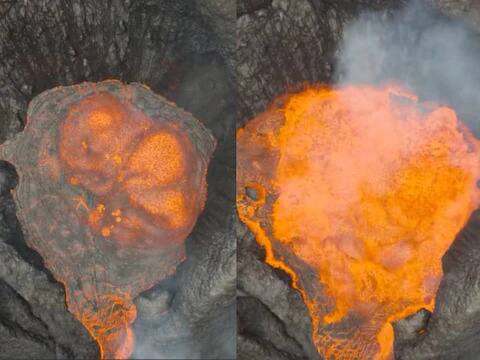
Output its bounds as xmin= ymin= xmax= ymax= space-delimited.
xmin=335 ymin=0 xmax=480 ymax=134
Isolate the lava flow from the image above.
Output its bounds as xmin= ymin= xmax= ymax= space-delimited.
xmin=237 ymin=85 xmax=480 ymax=359
xmin=0 ymin=81 xmax=215 ymax=359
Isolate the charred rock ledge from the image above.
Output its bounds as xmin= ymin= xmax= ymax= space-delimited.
xmin=237 ymin=0 xmax=480 ymax=359
xmin=0 ymin=1 xmax=235 ymax=359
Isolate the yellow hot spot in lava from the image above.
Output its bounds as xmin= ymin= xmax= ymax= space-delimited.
xmin=129 ymin=190 xmax=188 ymax=228
xmin=101 ymin=227 xmax=111 ymax=237
xmin=88 ymin=110 xmax=114 ymax=130
xmin=112 ymin=209 xmax=122 ymax=223
xmin=127 ymin=131 xmax=185 ymax=185
xmin=104 ymin=154 xmax=122 ymax=165
xmin=59 ymin=92 xmax=152 ymax=196
xmin=160 ymin=190 xmax=188 ymax=228
xmin=237 ymin=85 xmax=480 ymax=359
xmin=112 ymin=154 xmax=122 ymax=164
xmin=89 ymin=203 xmax=106 ymax=229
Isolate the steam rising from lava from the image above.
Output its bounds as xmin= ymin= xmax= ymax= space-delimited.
xmin=336 ymin=1 xmax=480 ymax=134
xmin=237 ymin=85 xmax=480 ymax=359
xmin=0 ymin=81 xmax=215 ymax=359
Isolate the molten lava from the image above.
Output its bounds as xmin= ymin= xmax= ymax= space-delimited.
xmin=237 ymin=85 xmax=480 ymax=359
xmin=71 ymin=292 xmax=137 ymax=359
xmin=0 ymin=81 xmax=215 ymax=360
xmin=60 ymin=92 xmax=203 ymax=249
xmin=58 ymin=91 xmax=205 ymax=358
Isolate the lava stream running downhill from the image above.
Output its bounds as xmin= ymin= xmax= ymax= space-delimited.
xmin=237 ymin=85 xmax=480 ymax=359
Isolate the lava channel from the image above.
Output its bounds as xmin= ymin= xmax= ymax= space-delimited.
xmin=237 ymin=84 xmax=480 ymax=359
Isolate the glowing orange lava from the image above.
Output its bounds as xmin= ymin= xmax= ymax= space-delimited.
xmin=237 ymin=85 xmax=480 ymax=359
xmin=0 ymin=81 xmax=213 ymax=360
xmin=68 ymin=292 xmax=137 ymax=360
xmin=57 ymin=92 xmax=207 ymax=358
xmin=60 ymin=92 xmax=202 ymax=250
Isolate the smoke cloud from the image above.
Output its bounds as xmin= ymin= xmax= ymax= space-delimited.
xmin=335 ymin=0 xmax=480 ymax=135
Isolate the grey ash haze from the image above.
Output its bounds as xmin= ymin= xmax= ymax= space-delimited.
xmin=336 ymin=0 xmax=480 ymax=135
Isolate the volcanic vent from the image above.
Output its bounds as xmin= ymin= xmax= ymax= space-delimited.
xmin=237 ymin=85 xmax=480 ymax=359
xmin=0 ymin=80 xmax=215 ymax=359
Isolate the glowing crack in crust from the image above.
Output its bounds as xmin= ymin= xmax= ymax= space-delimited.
xmin=237 ymin=85 xmax=480 ymax=359
xmin=0 ymin=81 xmax=215 ymax=360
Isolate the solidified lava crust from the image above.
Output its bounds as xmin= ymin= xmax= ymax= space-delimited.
xmin=0 ymin=80 xmax=216 ymax=359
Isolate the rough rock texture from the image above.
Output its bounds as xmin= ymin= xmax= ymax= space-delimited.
xmin=0 ymin=0 xmax=234 ymax=142
xmin=238 ymin=296 xmax=305 ymax=358
xmin=196 ymin=0 xmax=236 ymax=73
xmin=393 ymin=309 xmax=431 ymax=348
xmin=0 ymin=0 xmax=235 ymax=359
xmin=0 ymin=242 xmax=99 ymax=359
xmin=237 ymin=220 xmax=319 ymax=360
xmin=431 ymin=0 xmax=480 ymax=32
xmin=0 ymin=177 xmax=98 ymax=358
xmin=394 ymin=210 xmax=480 ymax=360
xmin=238 ymin=0 xmax=273 ymax=17
xmin=237 ymin=0 xmax=480 ymax=359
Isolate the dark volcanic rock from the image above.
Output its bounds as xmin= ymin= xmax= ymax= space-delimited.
xmin=0 ymin=161 xmax=98 ymax=359
xmin=430 ymin=0 xmax=480 ymax=31
xmin=0 ymin=161 xmax=16 ymax=195
xmin=237 ymin=0 xmax=273 ymax=16
xmin=238 ymin=296 xmax=305 ymax=358
xmin=237 ymin=220 xmax=319 ymax=360
xmin=238 ymin=333 xmax=297 ymax=360
xmin=0 ymin=238 xmax=98 ymax=359
xmin=0 ymin=0 xmax=233 ymax=142
xmin=393 ymin=308 xmax=430 ymax=348
xmin=394 ymin=210 xmax=480 ymax=360
xmin=195 ymin=0 xmax=236 ymax=73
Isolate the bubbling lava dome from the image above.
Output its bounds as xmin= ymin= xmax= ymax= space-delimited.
xmin=60 ymin=92 xmax=202 ymax=248
xmin=237 ymin=85 xmax=480 ymax=359
xmin=0 ymin=81 xmax=215 ymax=359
